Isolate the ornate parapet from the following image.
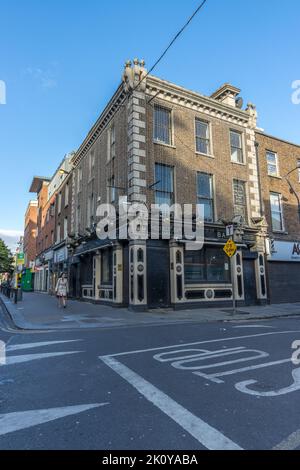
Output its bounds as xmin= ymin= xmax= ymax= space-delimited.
xmin=246 ymin=102 xmax=258 ymax=129
xmin=123 ymin=59 xmax=147 ymax=93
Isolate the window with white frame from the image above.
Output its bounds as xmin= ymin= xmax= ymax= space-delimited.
xmin=77 ymin=167 xmax=82 ymax=191
xmin=154 ymin=163 xmax=174 ymax=206
xmin=266 ymin=151 xmax=279 ymax=176
xmin=89 ymin=151 xmax=95 ymax=180
xmin=195 ymin=119 xmax=211 ymax=155
xmin=56 ymin=223 xmax=61 ymax=244
xmin=153 ymin=105 xmax=172 ymax=145
xmin=87 ymin=193 xmax=95 ymax=226
xmin=270 ymin=192 xmax=284 ymax=231
xmin=57 ymin=192 xmax=62 ymax=214
xmin=65 ymin=182 xmax=69 ymax=207
xmin=230 ymin=130 xmax=244 ymax=163
xmin=197 ymin=172 xmax=214 ymax=222
xmin=107 ymin=125 xmax=116 ymax=162
xmin=63 ymin=217 xmax=68 ymax=240
xmin=233 ymin=179 xmax=247 ymax=222
xmin=108 ymin=176 xmax=116 ymax=203
xmin=76 ymin=205 xmax=81 ymax=235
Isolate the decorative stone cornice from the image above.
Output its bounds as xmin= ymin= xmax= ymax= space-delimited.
xmin=71 ymin=83 xmax=127 ymax=167
xmin=146 ymin=76 xmax=252 ymax=127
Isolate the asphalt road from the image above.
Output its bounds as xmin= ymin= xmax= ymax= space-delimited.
xmin=1 ymin=305 xmax=300 ymax=450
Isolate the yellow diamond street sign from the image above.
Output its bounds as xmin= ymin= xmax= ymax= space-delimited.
xmin=223 ymin=239 xmax=237 ymax=258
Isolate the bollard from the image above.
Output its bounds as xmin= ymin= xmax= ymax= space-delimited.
xmin=14 ymin=289 xmax=18 ymax=304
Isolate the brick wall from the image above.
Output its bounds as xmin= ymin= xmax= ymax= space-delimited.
xmin=256 ymin=131 xmax=300 ymax=241
xmin=36 ymin=183 xmax=56 ymax=256
xmin=145 ymin=97 xmax=258 ymax=224
xmin=24 ymin=203 xmax=37 ymax=267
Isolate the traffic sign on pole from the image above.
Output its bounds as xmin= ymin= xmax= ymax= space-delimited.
xmin=223 ymin=239 xmax=237 ymax=258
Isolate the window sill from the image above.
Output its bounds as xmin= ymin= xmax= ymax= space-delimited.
xmin=196 ymin=152 xmax=215 ymax=159
xmin=153 ymin=140 xmax=176 ymax=150
xmin=231 ymin=160 xmax=246 ymax=166
xmin=268 ymin=174 xmax=282 ymax=180
xmin=272 ymin=230 xmax=288 ymax=235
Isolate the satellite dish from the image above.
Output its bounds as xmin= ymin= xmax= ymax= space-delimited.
xmin=235 ymin=97 xmax=244 ymax=109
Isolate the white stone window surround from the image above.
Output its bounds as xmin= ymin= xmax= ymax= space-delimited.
xmin=266 ymin=150 xmax=280 ymax=178
xmin=194 ymin=117 xmax=214 ymax=158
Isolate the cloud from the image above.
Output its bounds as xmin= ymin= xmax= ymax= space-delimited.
xmin=24 ymin=67 xmax=57 ymax=89
xmin=0 ymin=229 xmax=23 ymax=253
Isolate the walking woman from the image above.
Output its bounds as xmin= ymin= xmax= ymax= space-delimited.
xmin=55 ymin=273 xmax=69 ymax=308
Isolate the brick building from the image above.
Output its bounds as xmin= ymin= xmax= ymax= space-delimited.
xmin=25 ymin=61 xmax=300 ymax=308
xmin=23 ymin=200 xmax=38 ymax=269
xmin=256 ymin=131 xmax=300 ymax=303
xmin=28 ymin=156 xmax=72 ymax=293
xmin=29 ymin=176 xmax=53 ymax=292
xmin=67 ymin=60 xmax=268 ymax=309
xmin=52 ymin=155 xmax=73 ymax=291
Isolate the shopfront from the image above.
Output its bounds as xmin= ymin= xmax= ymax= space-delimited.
xmin=168 ymin=226 xmax=268 ymax=309
xmin=52 ymin=245 xmax=68 ymax=293
xmin=71 ymin=238 xmax=124 ymax=306
xmin=267 ymin=240 xmax=300 ymax=304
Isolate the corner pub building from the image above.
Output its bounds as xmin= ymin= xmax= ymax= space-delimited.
xmin=64 ymin=59 xmax=275 ymax=310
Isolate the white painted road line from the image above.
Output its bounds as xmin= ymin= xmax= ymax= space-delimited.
xmin=235 ymin=367 xmax=300 ymax=397
xmin=0 ymin=403 xmax=109 ymax=437
xmin=7 ymin=340 xmax=82 ymax=352
xmin=232 ymin=325 xmax=276 ymax=329
xmin=6 ymin=351 xmax=83 ymax=365
xmin=107 ymin=331 xmax=300 ymax=358
xmin=195 ymin=358 xmax=292 ymax=383
xmin=100 ymin=355 xmax=243 ymax=450
xmin=274 ymin=430 xmax=300 ymax=450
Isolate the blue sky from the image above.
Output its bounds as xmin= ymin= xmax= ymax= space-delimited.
xmin=0 ymin=0 xmax=300 ymax=244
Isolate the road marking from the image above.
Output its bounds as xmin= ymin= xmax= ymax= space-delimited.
xmin=274 ymin=430 xmax=300 ymax=450
xmin=153 ymin=347 xmax=245 ymax=363
xmin=232 ymin=325 xmax=276 ymax=329
xmin=7 ymin=340 xmax=82 ymax=352
xmin=235 ymin=367 xmax=300 ymax=397
xmin=100 ymin=355 xmax=242 ymax=450
xmin=6 ymin=351 xmax=83 ymax=365
xmin=0 ymin=403 xmax=109 ymax=437
xmin=172 ymin=349 xmax=269 ymax=371
xmin=106 ymin=331 xmax=300 ymax=358
xmin=195 ymin=358 xmax=292 ymax=383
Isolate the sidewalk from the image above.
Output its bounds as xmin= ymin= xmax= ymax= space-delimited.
xmin=1 ymin=292 xmax=300 ymax=331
